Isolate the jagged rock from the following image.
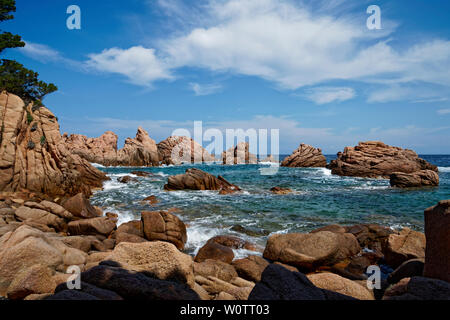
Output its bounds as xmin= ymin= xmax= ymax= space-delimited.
xmin=248 ymin=264 xmax=355 ymax=300
xmin=383 ymin=276 xmax=450 ymax=300
xmin=157 ymin=136 xmax=215 ymax=165
xmin=67 ymin=216 xmax=116 ymax=237
xmin=270 ymin=187 xmax=292 ymax=195
xmin=390 ymin=170 xmax=439 ymax=188
xmin=14 ymin=206 xmax=67 ymax=232
xmin=0 ymin=92 xmax=108 ymax=197
xmin=307 ymin=272 xmax=374 ymax=300
xmin=345 ymin=224 xmax=393 ymax=260
xmin=424 ymin=200 xmax=450 ymax=283
xmin=384 ymin=228 xmax=425 ymax=269
xmin=263 ymin=231 xmax=361 ymax=271
xmin=328 ymin=141 xmax=437 ymax=178
xmin=281 ymin=144 xmax=327 ymax=167
xmin=141 ymin=210 xmax=187 ymax=250
xmin=222 ymin=142 xmax=257 ymax=165
xmin=232 ymin=255 xmax=270 ymax=282
xmin=61 ymin=193 xmax=101 ymax=219
xmin=103 ymin=241 xmax=195 ymax=286
xmin=164 ymin=168 xmax=241 ymax=193
xmin=63 ymin=127 xmax=159 ymax=167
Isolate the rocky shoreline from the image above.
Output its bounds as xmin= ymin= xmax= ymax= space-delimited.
xmin=0 ymin=91 xmax=448 ymax=300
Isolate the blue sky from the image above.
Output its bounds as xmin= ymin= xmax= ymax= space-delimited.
xmin=2 ymin=0 xmax=450 ymax=154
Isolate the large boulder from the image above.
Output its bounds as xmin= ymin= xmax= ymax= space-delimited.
xmin=103 ymin=241 xmax=195 ymax=286
xmin=222 ymin=142 xmax=257 ymax=165
xmin=387 ymin=259 xmax=424 ymax=285
xmin=423 ymin=200 xmax=450 ymax=283
xmin=281 ymin=144 xmax=327 ymax=167
xmin=6 ymin=264 xmax=56 ymax=300
xmin=328 ymin=141 xmax=437 ymax=178
xmin=63 ymin=127 xmax=159 ymax=167
xmin=0 ymin=225 xmax=87 ymax=296
xmin=0 ymin=92 xmax=108 ymax=197
xmin=61 ymin=193 xmax=101 ymax=219
xmin=383 ymin=276 xmax=450 ymax=300
xmin=195 ymin=240 xmax=235 ymax=264
xmin=390 ymin=170 xmax=439 ymax=188
xmin=67 ymin=217 xmax=116 ymax=237
xmin=14 ymin=206 xmax=66 ymax=232
xmin=384 ymin=228 xmax=425 ymax=268
xmin=114 ymin=220 xmax=147 ymax=244
xmin=232 ymin=255 xmax=270 ymax=282
xmin=157 ymin=136 xmax=215 ymax=165
xmin=164 ymin=168 xmax=241 ymax=193
xmin=141 ymin=210 xmax=187 ymax=250
xmin=307 ymin=272 xmax=374 ymax=300
xmin=263 ymin=231 xmax=361 ymax=270
xmin=248 ymin=264 xmax=355 ymax=300
xmin=194 ymin=259 xmax=238 ymax=282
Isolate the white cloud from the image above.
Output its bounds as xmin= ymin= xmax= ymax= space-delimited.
xmin=303 ymin=87 xmax=355 ymax=104
xmin=86 ymin=46 xmax=173 ymax=86
xmin=19 ymin=42 xmax=79 ymax=68
xmin=437 ymin=108 xmax=450 ymax=115
xmin=189 ymin=82 xmax=222 ymax=96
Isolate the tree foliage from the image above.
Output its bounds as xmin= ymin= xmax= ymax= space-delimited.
xmin=0 ymin=0 xmax=57 ymax=102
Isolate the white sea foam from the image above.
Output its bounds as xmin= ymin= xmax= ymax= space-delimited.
xmin=318 ymin=168 xmax=332 ymax=176
xmin=102 ymin=180 xmax=124 ymax=191
xmin=186 ymin=225 xmax=223 ymax=255
xmin=90 ymin=162 xmax=105 ymax=168
xmin=438 ymin=167 xmax=450 ymax=172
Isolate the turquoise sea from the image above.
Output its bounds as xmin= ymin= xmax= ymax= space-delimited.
xmin=90 ymin=155 xmax=450 ymax=257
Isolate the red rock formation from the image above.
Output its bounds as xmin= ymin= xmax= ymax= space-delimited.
xmin=63 ymin=127 xmax=159 ymax=167
xmin=281 ymin=144 xmax=327 ymax=167
xmin=328 ymin=141 xmax=437 ymax=178
xmin=157 ymin=136 xmax=215 ymax=165
xmin=222 ymin=142 xmax=257 ymax=165
xmin=390 ymin=170 xmax=439 ymax=188
xmin=0 ymin=92 xmax=107 ymax=197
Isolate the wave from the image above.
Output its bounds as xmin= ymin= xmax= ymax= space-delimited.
xmin=438 ymin=167 xmax=450 ymax=172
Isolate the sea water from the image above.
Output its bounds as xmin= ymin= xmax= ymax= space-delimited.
xmin=90 ymin=155 xmax=450 ymax=257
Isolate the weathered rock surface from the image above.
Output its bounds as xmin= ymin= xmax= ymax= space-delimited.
xmin=383 ymin=276 xmax=450 ymax=300
xmin=307 ymin=272 xmax=374 ymax=300
xmin=263 ymin=231 xmax=361 ymax=270
xmin=384 ymin=228 xmax=425 ymax=268
xmin=328 ymin=141 xmax=437 ymax=178
xmin=61 ymin=193 xmax=100 ymax=219
xmin=390 ymin=170 xmax=439 ymax=188
xmin=232 ymin=255 xmax=270 ymax=282
xmin=164 ymin=168 xmax=241 ymax=193
xmin=141 ymin=210 xmax=187 ymax=250
xmin=194 ymin=259 xmax=238 ymax=283
xmin=0 ymin=92 xmax=108 ymax=197
xmin=222 ymin=142 xmax=257 ymax=165
xmin=6 ymin=264 xmax=56 ymax=300
xmin=103 ymin=241 xmax=195 ymax=286
xmin=248 ymin=264 xmax=355 ymax=300
xmin=67 ymin=216 xmax=117 ymax=237
xmin=423 ymin=200 xmax=450 ymax=283
xmin=281 ymin=144 xmax=327 ymax=167
xmin=195 ymin=240 xmax=235 ymax=264
xmin=157 ymin=136 xmax=215 ymax=165
xmin=63 ymin=127 xmax=159 ymax=167
xmin=387 ymin=259 xmax=424 ymax=284
xmin=113 ymin=220 xmax=147 ymax=244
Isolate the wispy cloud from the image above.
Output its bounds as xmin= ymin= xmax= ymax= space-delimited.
xmin=437 ymin=108 xmax=450 ymax=115
xmin=189 ymin=82 xmax=222 ymax=96
xmin=19 ymin=41 xmax=80 ymax=68
xmin=302 ymin=87 xmax=356 ymax=105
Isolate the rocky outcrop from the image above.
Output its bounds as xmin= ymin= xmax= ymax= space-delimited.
xmin=157 ymin=136 xmax=215 ymax=165
xmin=423 ymin=200 xmax=450 ymax=283
xmin=164 ymin=168 xmax=241 ymax=193
xmin=390 ymin=170 xmax=439 ymax=188
xmin=222 ymin=142 xmax=257 ymax=165
xmin=0 ymin=92 xmax=108 ymax=197
xmin=281 ymin=144 xmax=327 ymax=167
xmin=263 ymin=231 xmax=361 ymax=271
xmin=270 ymin=187 xmax=292 ymax=195
xmin=328 ymin=141 xmax=438 ymax=178
xmin=63 ymin=127 xmax=159 ymax=167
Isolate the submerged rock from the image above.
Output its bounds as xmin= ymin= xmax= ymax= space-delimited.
xmin=328 ymin=141 xmax=437 ymax=178
xmin=270 ymin=186 xmax=292 ymax=195
xmin=281 ymin=144 xmax=327 ymax=167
